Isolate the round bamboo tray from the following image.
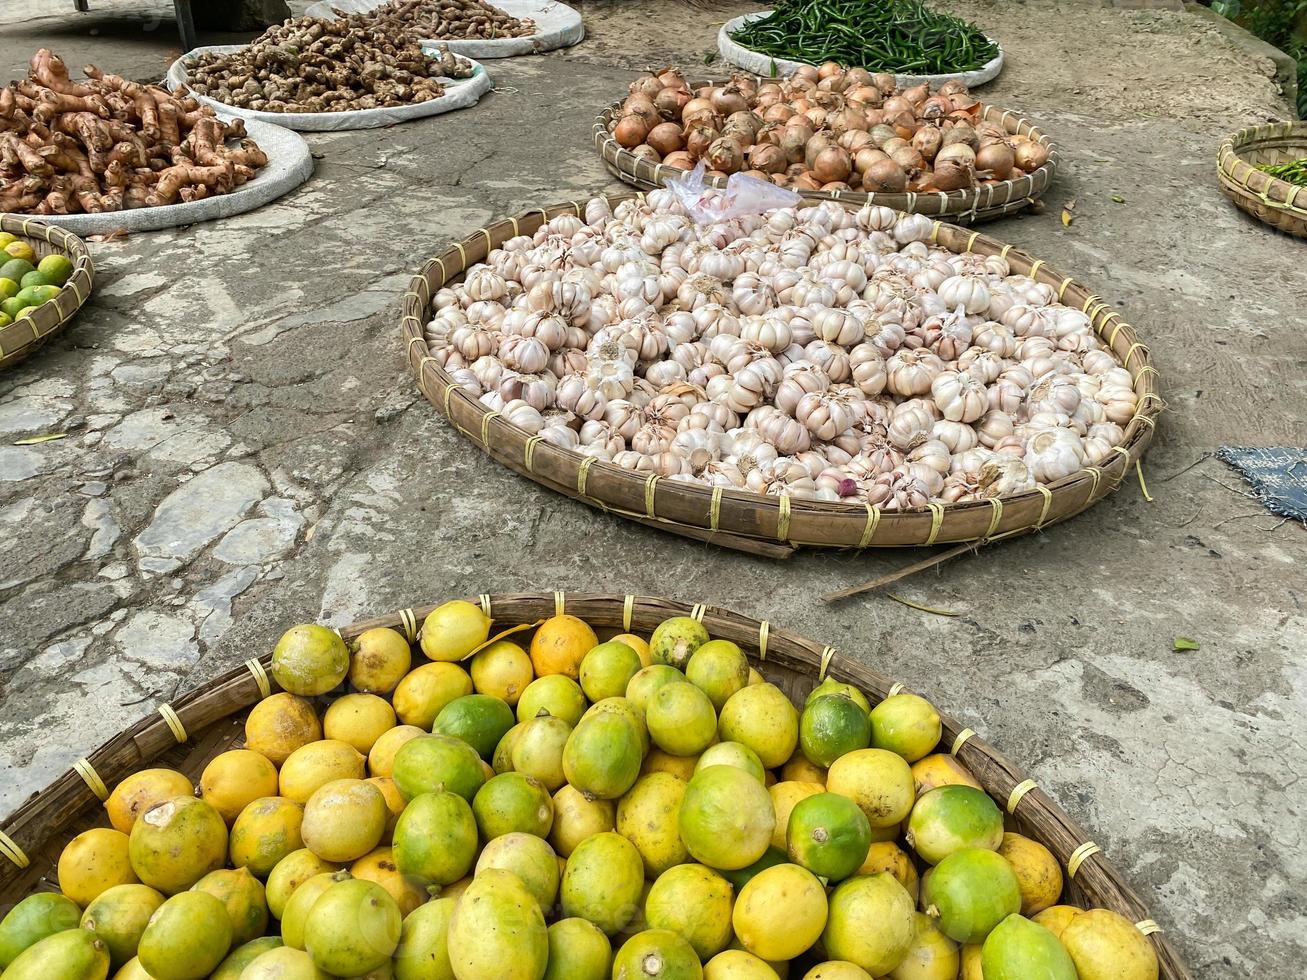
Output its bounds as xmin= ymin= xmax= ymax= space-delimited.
xmin=1217 ymin=121 xmax=1307 ymax=239
xmin=401 ymin=193 xmax=1162 ymax=556
xmin=0 ymin=216 xmax=94 ymax=370
xmin=0 ymin=592 xmax=1190 ymax=978
xmin=594 ymin=96 xmax=1057 ymax=224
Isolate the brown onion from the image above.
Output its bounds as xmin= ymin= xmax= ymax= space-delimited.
xmin=682 ymin=97 xmax=714 ymax=120
xmin=863 ymin=159 xmax=907 ymax=192
xmin=762 ymin=103 xmax=796 ymax=124
xmin=935 ymin=143 xmax=977 ymax=168
xmin=902 ymin=83 xmax=930 ymax=105
xmin=629 ymin=74 xmax=662 ymax=98
xmin=846 ymin=68 xmax=874 ymax=87
xmin=653 ymin=86 xmax=690 ymax=119
xmin=976 ymin=141 xmax=1014 ymax=180
xmin=839 ymin=129 xmax=874 ymax=152
xmin=786 ymin=162 xmax=807 ymax=177
xmin=812 ymin=145 xmax=853 ymax=184
xmin=780 ymin=127 xmax=810 ymax=164
xmin=912 ymin=125 xmax=942 ymax=161
xmin=853 ymin=146 xmax=888 ymax=174
xmin=890 ymin=145 xmax=925 ymax=171
xmin=1014 ymin=140 xmax=1050 ymax=172
xmin=631 ymin=144 xmax=660 ymax=162
xmin=623 ymin=95 xmax=658 ymax=123
xmin=755 ymin=122 xmax=785 ymax=147
xmin=804 ymin=107 xmax=827 ymax=128
xmin=795 ymin=65 xmax=820 ymax=83
xmin=770 ymin=173 xmax=791 ymax=188
xmin=663 ymin=150 xmax=694 ymax=169
xmin=938 ymin=80 xmax=968 ymax=96
xmin=805 ymin=131 xmax=835 ymax=170
xmin=731 ymin=74 xmax=758 ymax=98
xmin=881 ymin=137 xmax=909 ymax=156
xmin=932 ymin=158 xmax=974 ymax=190
xmin=821 ymin=181 xmax=852 ymax=191
xmin=683 ymin=107 xmax=722 ymax=131
xmin=870 ymin=124 xmax=898 ymax=148
xmin=920 ymin=95 xmax=953 ymax=121
xmin=614 ymin=114 xmax=650 ymax=148
xmin=710 ymin=86 xmax=749 ymax=116
xmin=872 ymin=72 xmax=896 ymax=94
xmin=829 ymin=107 xmax=868 ymax=136
xmin=750 ymin=143 xmax=787 ymax=174
xmin=846 ymin=84 xmax=883 ymax=108
xmin=941 ymin=123 xmax=979 ymax=151
xmin=707 ymin=136 xmax=745 ymax=173
xmin=882 ymin=96 xmax=913 ymax=117
xmin=685 ymin=125 xmax=719 ymax=158
xmin=742 ymin=169 xmax=769 ymax=181
xmin=889 ymin=110 xmax=919 ymax=139
xmin=657 ymin=68 xmax=687 ymax=89
xmin=726 ymin=110 xmax=763 ymax=137
xmin=818 ymin=61 xmax=842 ymax=79
xmin=647 ymin=121 xmax=685 ymax=156
xmin=723 ymin=124 xmax=756 ymax=149
xmin=817 ymin=74 xmax=850 ymax=94
xmin=794 ymin=173 xmax=823 ymax=190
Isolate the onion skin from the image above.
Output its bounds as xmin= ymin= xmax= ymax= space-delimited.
xmin=623 ymin=96 xmax=658 ymax=124
xmin=941 ymin=124 xmax=979 ymax=151
xmin=902 ymin=82 xmax=930 ymax=105
xmin=794 ymin=174 xmax=823 ymax=190
xmin=762 ymin=103 xmax=796 ymax=124
xmin=863 ymin=159 xmax=907 ymax=193
xmin=629 ymin=74 xmax=662 ymax=98
xmin=614 ymin=114 xmax=650 ymax=149
xmin=663 ymin=150 xmax=694 ymax=169
xmin=779 ymin=126 xmax=809 ymax=164
xmin=935 ymin=143 xmax=977 ymax=168
xmin=839 ymin=129 xmax=874 ymax=152
xmin=872 ymin=72 xmax=896 ymax=94
xmin=647 ymin=121 xmax=685 ymax=156
xmin=631 ymin=144 xmax=660 ymax=162
xmin=853 ymin=146 xmax=889 ymax=174
xmin=890 ymin=145 xmax=925 ymax=171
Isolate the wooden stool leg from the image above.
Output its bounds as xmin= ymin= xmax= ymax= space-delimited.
xmin=174 ymin=0 xmax=197 ymax=52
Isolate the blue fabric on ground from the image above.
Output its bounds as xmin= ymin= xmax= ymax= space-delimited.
xmin=1217 ymin=447 xmax=1307 ymax=524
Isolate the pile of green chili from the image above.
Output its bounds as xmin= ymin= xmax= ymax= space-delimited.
xmin=1256 ymin=158 xmax=1307 ymax=188
xmin=729 ymin=0 xmax=999 ymax=75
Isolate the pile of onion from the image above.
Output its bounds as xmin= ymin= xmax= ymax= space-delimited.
xmin=607 ymin=63 xmax=1051 ymax=195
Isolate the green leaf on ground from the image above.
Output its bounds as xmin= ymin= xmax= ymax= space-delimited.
xmin=1173 ymin=636 xmax=1200 ymax=651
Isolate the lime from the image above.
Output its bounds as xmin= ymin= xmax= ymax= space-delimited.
xmin=0 ymin=312 xmax=10 ymax=328
xmin=685 ymin=639 xmax=750 ymax=710
xmin=646 ymin=681 xmax=717 ymax=756
xmin=870 ymin=693 xmax=941 ymax=761
xmin=715 ymin=845 xmax=788 ymax=892
xmin=0 ymin=278 xmax=18 ymax=300
xmin=921 ymin=848 xmax=1022 ymax=944
xmin=578 ymin=641 xmax=643 ymax=703
xmin=801 ymin=695 xmax=872 ymax=768
xmin=806 ymin=678 xmax=871 ymax=715
xmin=0 ymin=232 xmax=15 ymax=249
xmin=787 ymin=791 xmax=872 ymax=881
xmin=16 ymin=285 xmax=59 ymax=307
xmin=433 ymin=693 xmax=517 ymax=760
xmin=1 ymin=297 xmax=29 ymax=321
xmin=471 ymin=772 xmax=554 ymax=839
xmin=906 ymin=785 xmax=1003 ymax=865
xmin=4 ymin=241 xmax=35 ymax=264
xmin=20 ymin=271 xmax=51 ymax=290
xmin=37 ymin=253 xmax=74 ymax=286
xmin=0 ymin=259 xmax=34 ymax=284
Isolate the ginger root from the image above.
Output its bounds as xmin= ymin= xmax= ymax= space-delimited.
xmin=1 ymin=48 xmax=269 ymax=216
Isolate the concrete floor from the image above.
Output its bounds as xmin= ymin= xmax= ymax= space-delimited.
xmin=1 ymin=1 xmax=1304 ymax=975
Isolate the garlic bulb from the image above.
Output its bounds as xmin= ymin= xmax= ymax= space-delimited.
xmin=1024 ymin=428 xmax=1087 ymax=482
xmin=499 ymin=371 xmax=556 ymax=411
xmin=556 ymin=373 xmax=608 ymax=421
xmin=931 ymin=370 xmax=988 ymax=423
xmin=886 ymin=349 xmax=944 ymax=397
xmin=797 ymin=390 xmax=859 ymax=441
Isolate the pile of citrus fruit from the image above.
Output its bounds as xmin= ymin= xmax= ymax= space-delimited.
xmin=0 ymin=233 xmax=73 ymax=330
xmin=0 ymin=602 xmax=1161 ymax=980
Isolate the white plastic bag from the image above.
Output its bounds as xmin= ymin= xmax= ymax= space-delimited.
xmin=666 ymin=162 xmax=800 ymax=224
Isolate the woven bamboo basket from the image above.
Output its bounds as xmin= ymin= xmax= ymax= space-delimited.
xmin=401 ymin=193 xmax=1161 ymax=557
xmin=0 ymin=216 xmax=94 ymax=370
xmin=1217 ymin=121 xmax=1307 ymax=239
xmin=594 ymin=95 xmax=1057 ymax=224
xmin=0 ymin=593 xmax=1190 ymax=978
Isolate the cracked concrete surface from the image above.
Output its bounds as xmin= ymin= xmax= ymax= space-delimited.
xmin=1 ymin=1 xmax=1304 ymax=976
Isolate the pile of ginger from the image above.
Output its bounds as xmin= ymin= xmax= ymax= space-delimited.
xmin=0 ymin=49 xmax=268 ymax=216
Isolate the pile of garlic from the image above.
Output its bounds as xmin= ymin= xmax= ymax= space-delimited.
xmin=423 ymin=192 xmax=1138 ymax=509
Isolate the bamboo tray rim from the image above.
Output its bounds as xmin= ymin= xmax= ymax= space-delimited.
xmin=593 ymin=88 xmax=1058 ymax=222
xmin=401 ymin=192 xmax=1162 ymax=553
xmin=0 ymin=215 xmax=95 ymax=371
xmin=0 ymin=592 xmax=1189 ymax=979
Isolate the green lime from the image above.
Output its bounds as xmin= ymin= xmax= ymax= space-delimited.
xmin=37 ymin=254 xmax=73 ymax=286
xmin=786 ymin=791 xmax=872 ymax=881
xmin=0 ymin=297 xmax=29 ymax=320
xmin=0 ymin=232 xmax=16 ymax=249
xmin=0 ymin=312 xmax=11 ymax=328
xmin=15 ymin=285 xmax=58 ymax=307
xmin=0 ymin=259 xmax=34 ymax=284
xmin=433 ymin=693 xmax=517 ymax=760
xmin=800 ymin=694 xmax=872 ymax=768
xmin=19 ymin=271 xmax=51 ymax=290
xmin=0 ymin=278 xmax=18 ymax=300
xmin=3 ymin=241 xmax=35 ymax=264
